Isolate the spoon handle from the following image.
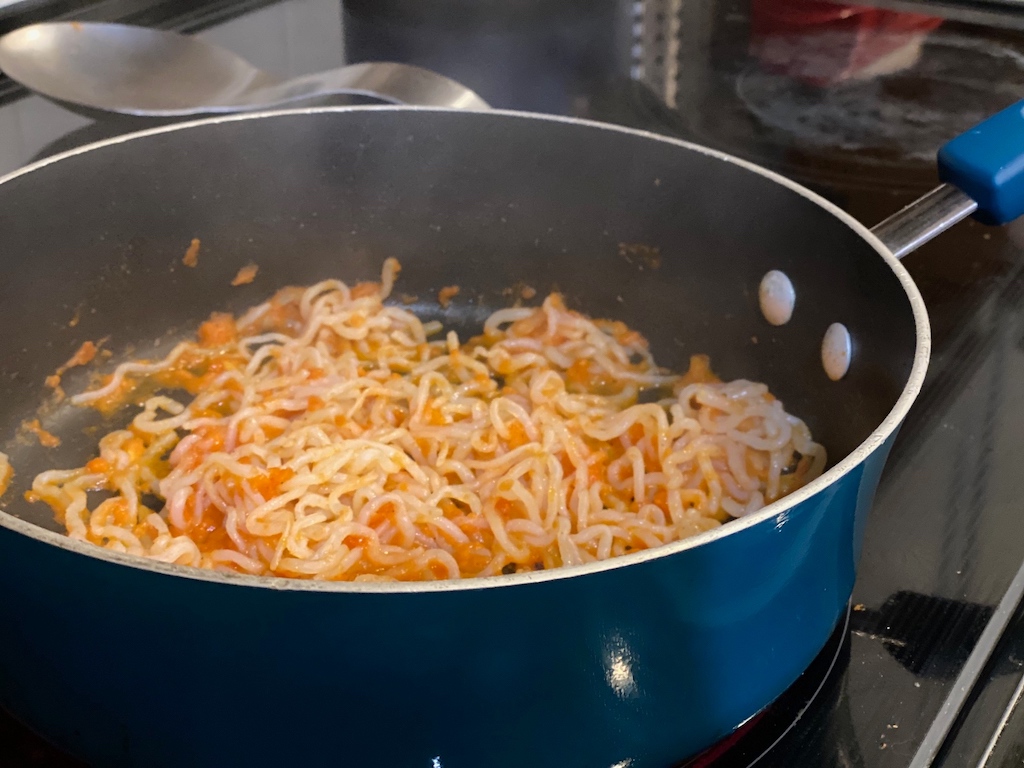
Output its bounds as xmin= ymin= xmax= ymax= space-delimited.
xmin=245 ymin=62 xmax=490 ymax=111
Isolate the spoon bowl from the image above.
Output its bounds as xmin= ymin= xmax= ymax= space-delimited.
xmin=0 ymin=22 xmax=488 ymax=115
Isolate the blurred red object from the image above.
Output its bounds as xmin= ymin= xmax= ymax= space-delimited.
xmin=750 ymin=0 xmax=943 ymax=86
xmin=676 ymin=713 xmax=764 ymax=767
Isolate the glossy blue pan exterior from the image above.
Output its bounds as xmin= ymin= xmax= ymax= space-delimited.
xmin=0 ymin=441 xmax=893 ymax=767
xmin=0 ymin=108 xmax=927 ymax=767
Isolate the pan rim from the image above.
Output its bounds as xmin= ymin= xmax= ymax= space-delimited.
xmin=0 ymin=105 xmax=931 ymax=594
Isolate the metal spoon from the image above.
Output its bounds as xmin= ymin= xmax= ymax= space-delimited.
xmin=0 ymin=22 xmax=489 ymax=116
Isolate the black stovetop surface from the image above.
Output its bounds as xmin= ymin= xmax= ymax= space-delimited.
xmin=2 ymin=1 xmax=1024 ymax=766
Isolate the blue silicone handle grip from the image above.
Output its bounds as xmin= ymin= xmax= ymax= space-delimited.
xmin=938 ymin=99 xmax=1024 ymax=225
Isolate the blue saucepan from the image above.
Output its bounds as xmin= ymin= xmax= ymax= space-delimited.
xmin=0 ymin=101 xmax=1020 ymax=767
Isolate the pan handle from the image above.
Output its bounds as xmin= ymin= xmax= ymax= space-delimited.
xmin=872 ymin=98 xmax=1024 ymax=258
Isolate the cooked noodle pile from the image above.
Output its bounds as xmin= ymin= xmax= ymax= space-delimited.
xmin=30 ymin=259 xmax=825 ymax=581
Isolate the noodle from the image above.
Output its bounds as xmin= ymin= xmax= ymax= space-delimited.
xmin=29 ymin=258 xmax=825 ymax=581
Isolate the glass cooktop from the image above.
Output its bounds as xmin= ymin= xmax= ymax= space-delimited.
xmin=2 ymin=0 xmax=1024 ymax=765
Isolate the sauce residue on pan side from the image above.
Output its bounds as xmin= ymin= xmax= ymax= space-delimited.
xmin=183 ymin=238 xmax=201 ymax=267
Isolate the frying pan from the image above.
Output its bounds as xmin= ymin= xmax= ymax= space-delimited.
xmin=0 ymin=94 xmax=1021 ymax=767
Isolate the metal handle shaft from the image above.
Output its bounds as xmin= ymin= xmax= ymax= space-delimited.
xmin=871 ymin=184 xmax=978 ymax=260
